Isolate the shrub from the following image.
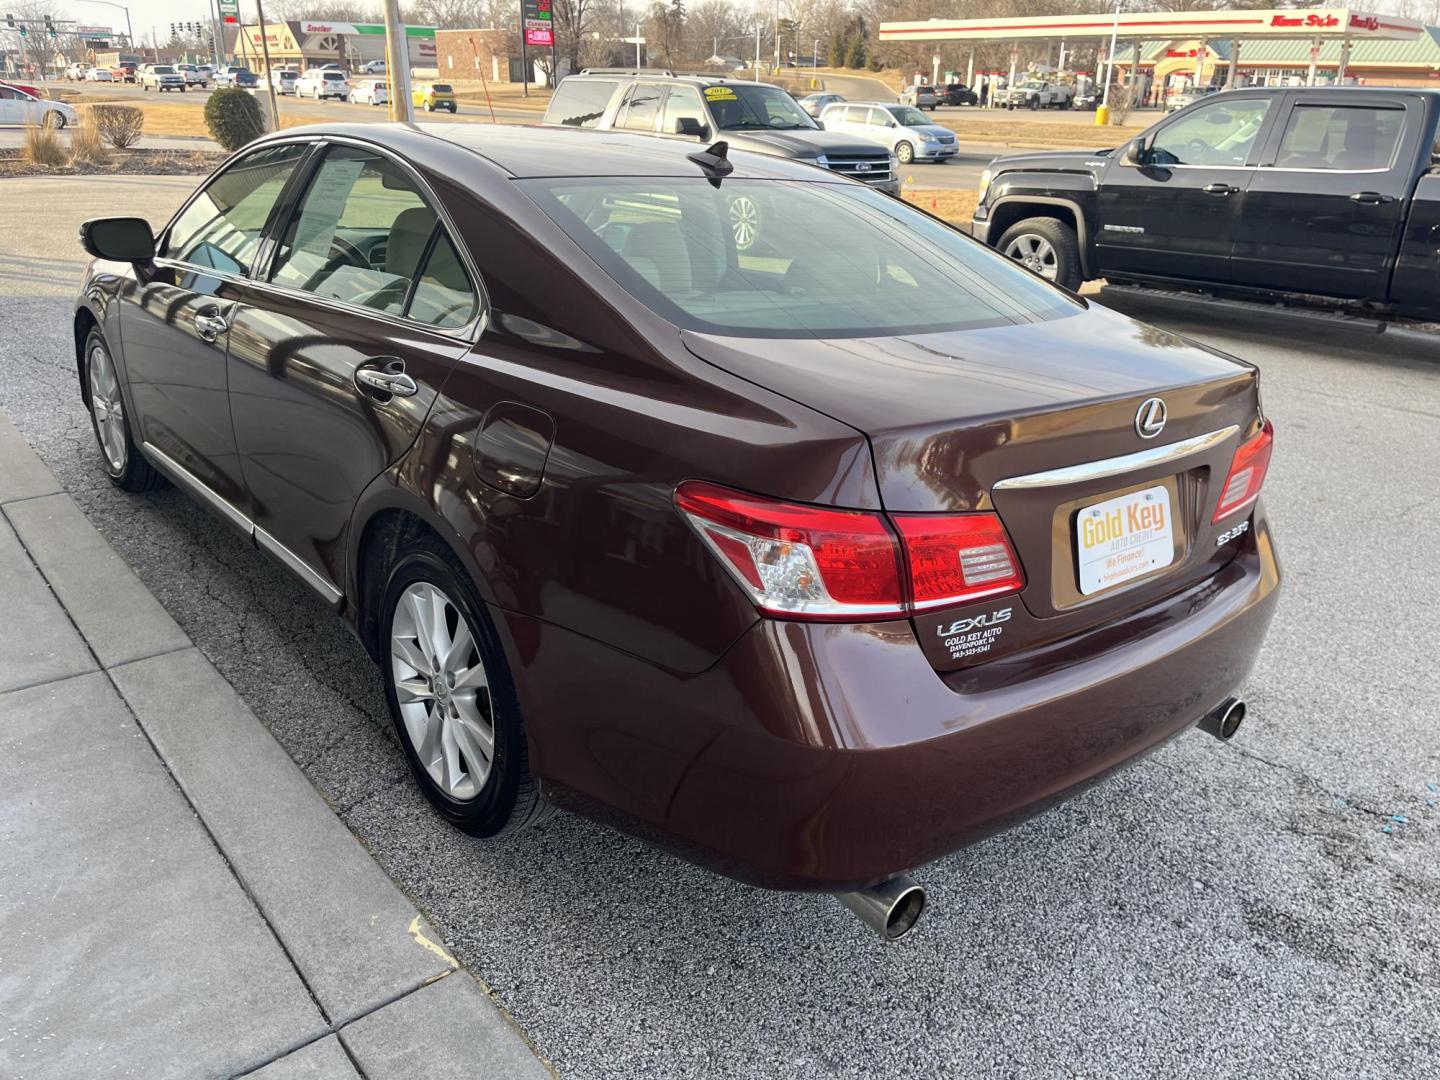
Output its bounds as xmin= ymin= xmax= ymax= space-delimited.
xmin=91 ymin=104 xmax=144 ymax=149
xmin=204 ymin=87 xmax=266 ymax=152
xmin=70 ymin=108 xmax=111 ymax=165
xmin=844 ymin=37 xmax=867 ymax=69
xmin=21 ymin=122 xmax=67 ymax=167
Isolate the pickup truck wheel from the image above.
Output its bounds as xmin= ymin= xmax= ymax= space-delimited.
xmin=1028 ymin=97 xmax=1039 ymax=110
xmin=997 ymin=217 xmax=1082 ymax=291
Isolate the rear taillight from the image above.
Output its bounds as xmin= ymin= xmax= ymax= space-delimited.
xmin=892 ymin=512 xmax=1025 ymax=611
xmin=1212 ymin=420 xmax=1274 ymax=523
xmin=675 ymin=481 xmax=905 ymax=620
xmin=675 ymin=482 xmax=1027 ymax=621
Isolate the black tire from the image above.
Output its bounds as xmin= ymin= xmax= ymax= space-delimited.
xmin=81 ymin=329 xmax=166 ymax=493
xmin=895 ymin=140 xmax=914 ymax=165
xmin=1028 ymin=97 xmax=1039 ymax=110
xmin=379 ymin=535 xmax=548 ymax=838
xmin=995 ymin=216 xmax=1083 ymax=291
xmin=43 ymin=110 xmax=64 ymax=129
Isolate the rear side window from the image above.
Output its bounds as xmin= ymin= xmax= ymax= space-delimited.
xmin=269 ymin=145 xmax=477 ymax=325
xmin=619 ymin=83 xmax=663 ymax=131
xmin=1275 ymin=104 xmax=1404 ymax=170
xmin=546 ymin=77 xmax=619 ymax=128
xmin=164 ymin=142 xmax=307 ymax=274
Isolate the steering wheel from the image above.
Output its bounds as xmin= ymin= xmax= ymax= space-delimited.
xmin=1185 ymin=138 xmax=1213 ymax=165
xmin=299 ymin=236 xmax=370 ymax=292
xmin=362 ymin=276 xmax=411 ymax=314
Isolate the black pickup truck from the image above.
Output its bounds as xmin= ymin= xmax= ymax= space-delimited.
xmin=971 ymin=86 xmax=1440 ymax=321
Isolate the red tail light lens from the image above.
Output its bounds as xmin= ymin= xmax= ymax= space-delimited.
xmin=675 ymin=481 xmax=905 ymax=620
xmin=1212 ymin=420 xmax=1274 ymax=523
xmin=892 ymin=512 xmax=1026 ymax=610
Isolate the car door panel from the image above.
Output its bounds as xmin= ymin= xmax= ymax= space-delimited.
xmin=1096 ymin=95 xmax=1276 ymax=282
xmin=1230 ymin=95 xmax=1420 ymax=299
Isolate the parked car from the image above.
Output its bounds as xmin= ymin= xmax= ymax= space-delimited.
xmin=212 ymin=66 xmax=251 ymax=88
xmin=297 ymin=68 xmax=349 ymax=100
xmin=177 ymin=63 xmax=209 ymax=88
xmin=1002 ymin=79 xmax=1074 ymax=109
xmin=1073 ymin=86 xmax=1100 ymax=110
xmin=350 ymin=78 xmax=389 ymax=106
xmin=74 ymin=123 xmax=1280 ymax=939
xmin=140 ymin=64 xmax=187 ymax=92
xmin=798 ymin=91 xmax=843 ymax=118
xmin=819 ymin=100 xmax=958 ymax=165
xmin=87 ymin=67 xmax=114 ymax=83
xmin=544 ymin=73 xmax=899 ymax=196
xmin=937 ymin=83 xmax=978 ymax=106
xmin=361 ymin=59 xmax=387 ymax=75
xmin=0 ymin=83 xmax=76 ymax=127
xmin=1166 ymin=84 xmax=1222 ymax=113
xmin=899 ymin=84 xmax=939 ymax=111
xmin=111 ymin=63 xmax=137 ymax=83
xmin=413 ymin=81 xmax=456 ymax=113
xmin=271 ymin=69 xmax=300 ymax=95
xmin=974 ymin=86 xmax=1440 ymax=321
xmin=233 ymin=70 xmax=260 ymax=89
xmin=64 ymin=62 xmax=89 ymax=81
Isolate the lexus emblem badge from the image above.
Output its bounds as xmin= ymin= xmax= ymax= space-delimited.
xmin=1135 ymin=397 xmax=1167 ymax=439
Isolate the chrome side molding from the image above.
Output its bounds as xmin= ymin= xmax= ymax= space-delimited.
xmin=140 ymin=442 xmax=343 ymax=610
xmin=992 ymin=425 xmax=1238 ymax=491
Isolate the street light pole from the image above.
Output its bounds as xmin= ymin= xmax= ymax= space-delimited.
xmin=71 ymin=0 xmax=134 ymax=51
xmin=1102 ymin=0 xmax=1121 ymax=108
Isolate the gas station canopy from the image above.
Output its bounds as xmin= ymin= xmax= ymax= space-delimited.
xmin=879 ymin=7 xmax=1424 ymax=45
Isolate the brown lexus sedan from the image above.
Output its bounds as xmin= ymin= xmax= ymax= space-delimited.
xmin=73 ymin=123 xmax=1280 ymax=939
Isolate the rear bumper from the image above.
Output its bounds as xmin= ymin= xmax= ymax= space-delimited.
xmin=512 ymin=506 xmax=1280 ymax=891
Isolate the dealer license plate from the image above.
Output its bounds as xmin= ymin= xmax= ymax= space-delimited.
xmin=1076 ymin=484 xmax=1175 ymax=596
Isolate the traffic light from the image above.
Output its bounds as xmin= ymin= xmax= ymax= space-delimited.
xmin=44 ymin=13 xmax=55 ymax=38
xmin=4 ymin=13 xmax=14 ymax=29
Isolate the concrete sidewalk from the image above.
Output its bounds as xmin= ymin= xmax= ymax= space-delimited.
xmin=0 ymin=409 xmax=552 ymax=1079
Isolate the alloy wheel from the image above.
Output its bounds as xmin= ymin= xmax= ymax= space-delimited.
xmin=1003 ymin=233 xmax=1059 ymax=280
xmin=87 ymin=342 xmax=127 ymax=472
xmin=390 ymin=581 xmax=494 ymax=801
xmin=728 ymin=195 xmax=761 ymax=251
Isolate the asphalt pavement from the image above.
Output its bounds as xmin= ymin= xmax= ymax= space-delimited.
xmin=2 ymin=176 xmax=1437 ymax=1079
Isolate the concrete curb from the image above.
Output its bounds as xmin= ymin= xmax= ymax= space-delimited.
xmin=0 ymin=408 xmax=555 ymax=1079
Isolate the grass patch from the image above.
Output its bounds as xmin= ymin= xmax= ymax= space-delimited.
xmin=934 ymin=116 xmax=1147 ymax=148
xmin=21 ymin=122 xmax=67 ymax=167
xmin=903 ymin=188 xmax=979 ymax=228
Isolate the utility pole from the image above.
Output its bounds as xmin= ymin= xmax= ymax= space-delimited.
xmin=384 ymin=0 xmax=414 ymax=120
xmin=1102 ymin=0 xmax=1121 ymax=107
xmin=635 ymin=18 xmax=640 ymax=67
xmin=253 ymin=0 xmax=280 ymax=129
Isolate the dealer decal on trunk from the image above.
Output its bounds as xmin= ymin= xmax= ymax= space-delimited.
xmin=938 ymin=606 xmax=1012 ymax=661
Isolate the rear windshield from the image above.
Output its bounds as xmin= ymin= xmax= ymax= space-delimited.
xmin=520 ymin=178 xmax=1074 ymax=338
xmin=322 ymin=71 xmax=346 ymax=79
xmin=431 ymin=83 xmax=453 ymax=92
xmin=546 ymin=78 xmax=621 ymax=128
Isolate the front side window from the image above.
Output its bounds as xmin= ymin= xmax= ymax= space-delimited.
xmin=662 ymin=85 xmax=706 ymax=135
xmin=1149 ymin=97 xmax=1271 ymax=167
xmin=270 ymin=145 xmax=476 ymax=325
xmin=1275 ymin=105 xmax=1404 ymax=170
xmin=521 ymin=177 xmax=1073 ymax=337
xmin=619 ymin=83 xmax=663 ymax=131
xmin=164 ymin=142 xmax=308 ymax=274
xmin=887 ymin=106 xmax=930 ymax=127
xmin=546 ymin=77 xmax=619 ymax=128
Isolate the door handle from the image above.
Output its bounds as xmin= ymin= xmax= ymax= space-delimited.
xmin=194 ymin=307 xmax=229 ymax=342
xmin=1349 ymin=191 xmax=1392 ymax=205
xmin=355 ymin=361 xmax=418 ymax=399
xmin=1202 ymin=182 xmax=1237 ymax=196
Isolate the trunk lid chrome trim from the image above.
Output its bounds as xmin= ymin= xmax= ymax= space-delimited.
xmin=992 ymin=425 xmax=1239 ymax=491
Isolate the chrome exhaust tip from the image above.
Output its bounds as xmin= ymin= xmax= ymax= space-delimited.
xmin=1198 ymin=697 xmax=1246 ymax=741
xmin=837 ymin=875 xmax=926 ymax=941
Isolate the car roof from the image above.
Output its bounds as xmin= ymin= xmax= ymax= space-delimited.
xmin=272 ymin=122 xmax=833 ymax=183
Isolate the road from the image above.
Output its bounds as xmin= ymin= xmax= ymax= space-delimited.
xmin=3 ymin=176 xmax=1438 ymax=1080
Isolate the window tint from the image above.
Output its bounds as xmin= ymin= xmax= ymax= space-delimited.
xmin=620 ymin=83 xmax=662 ymax=131
xmin=662 ymin=85 xmax=706 ymax=135
xmin=271 ymin=145 xmax=447 ymax=318
xmin=1275 ymin=105 xmax=1404 ymax=170
xmin=545 ymin=77 xmax=619 ymax=128
xmin=521 ymin=178 xmax=1072 ymax=338
xmin=1149 ymin=98 xmax=1270 ymax=167
xmin=407 ymin=232 xmax=478 ymax=328
xmin=164 ymin=142 xmax=307 ymax=274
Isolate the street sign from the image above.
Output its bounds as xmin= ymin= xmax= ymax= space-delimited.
xmin=523 ymin=0 xmax=552 ymax=31
xmin=218 ymin=0 xmax=240 ymax=26
xmin=77 ymin=25 xmax=112 ymax=39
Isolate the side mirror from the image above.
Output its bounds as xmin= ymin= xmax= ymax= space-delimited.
xmin=79 ymin=217 xmax=155 ymax=262
xmin=1123 ymin=135 xmax=1150 ymax=166
xmin=674 ymin=117 xmax=709 ymax=139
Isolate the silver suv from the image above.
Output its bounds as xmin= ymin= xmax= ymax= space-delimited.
xmin=543 ymin=70 xmax=899 ymax=195
xmin=141 ymin=65 xmax=187 ymax=92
